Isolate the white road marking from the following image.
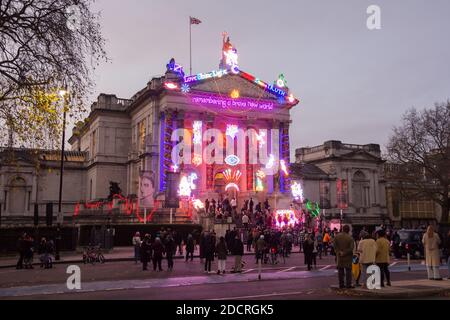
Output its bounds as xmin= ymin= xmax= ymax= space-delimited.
xmin=320 ymin=265 xmax=332 ymax=271
xmin=242 ymin=269 xmax=255 ymax=274
xmin=211 ymin=291 xmax=306 ymax=300
xmin=277 ymin=267 xmax=296 ymax=273
xmin=389 ymin=262 xmax=398 ymax=267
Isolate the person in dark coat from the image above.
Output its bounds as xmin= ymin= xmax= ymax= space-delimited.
xmin=165 ymin=235 xmax=176 ymax=271
xmin=140 ymin=234 xmax=152 ymax=271
xmin=16 ymin=233 xmax=26 ymax=270
xmin=23 ymin=235 xmax=34 ymax=269
xmin=303 ymin=234 xmax=314 ymax=271
xmin=199 ymin=231 xmax=207 ymax=263
xmin=334 ymin=225 xmax=355 ymax=289
xmin=173 ymin=231 xmax=183 ymax=256
xmin=232 ymin=235 xmax=244 ymax=273
xmin=204 ymin=234 xmax=215 ymax=273
xmin=249 ymin=198 xmax=254 ymax=214
xmin=151 ymin=237 xmax=165 ymax=271
xmin=216 ymin=237 xmax=228 ymax=274
xmin=185 ymin=234 xmax=195 ymax=262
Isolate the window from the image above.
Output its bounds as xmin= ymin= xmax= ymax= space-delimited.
xmin=319 ymin=181 xmax=331 ymax=209
xmin=138 ymin=120 xmax=146 ymax=152
xmin=92 ymin=130 xmax=97 ymax=156
xmin=336 ymin=179 xmax=348 ymax=209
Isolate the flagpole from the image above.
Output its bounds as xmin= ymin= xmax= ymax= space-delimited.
xmin=189 ymin=17 xmax=192 ymax=76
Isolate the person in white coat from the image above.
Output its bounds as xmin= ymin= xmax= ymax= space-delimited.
xmin=357 ymin=232 xmax=377 ymax=288
xmin=422 ymin=226 xmax=442 ymax=280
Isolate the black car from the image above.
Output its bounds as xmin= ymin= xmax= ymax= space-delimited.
xmin=392 ymin=229 xmax=425 ymax=259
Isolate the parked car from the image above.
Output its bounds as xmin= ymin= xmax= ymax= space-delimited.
xmin=392 ymin=229 xmax=424 ymax=259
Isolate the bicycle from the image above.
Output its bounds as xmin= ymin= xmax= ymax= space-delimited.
xmin=83 ymin=246 xmax=105 ymax=265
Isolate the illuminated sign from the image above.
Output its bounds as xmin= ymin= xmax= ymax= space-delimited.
xmin=225 ymin=155 xmax=240 ymax=166
xmin=191 ymin=94 xmax=274 ymax=111
xmin=256 ymin=177 xmax=264 ymax=192
xmin=184 ymin=69 xmax=228 ymax=84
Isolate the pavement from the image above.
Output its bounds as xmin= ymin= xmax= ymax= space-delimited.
xmin=0 ymin=246 xmax=257 ymax=268
xmin=332 ymin=279 xmax=450 ymax=299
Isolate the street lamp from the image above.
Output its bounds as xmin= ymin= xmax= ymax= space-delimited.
xmin=55 ymin=88 xmax=68 ymax=260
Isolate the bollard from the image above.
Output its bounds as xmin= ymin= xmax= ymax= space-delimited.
xmin=407 ymin=253 xmax=411 ymax=271
xmin=258 ymin=258 xmax=262 ymax=280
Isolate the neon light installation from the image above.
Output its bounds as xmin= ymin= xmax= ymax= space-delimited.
xmin=184 ymin=69 xmax=228 ymax=84
xmin=256 ymin=177 xmax=264 ymax=192
xmin=291 ymin=181 xmax=304 ymax=202
xmin=192 ymin=154 xmax=202 ymax=166
xmin=226 ymin=124 xmax=239 ymax=139
xmin=306 ymin=200 xmax=320 ymax=218
xmin=193 ymin=199 xmax=205 ymax=210
xmin=181 ymin=83 xmax=191 ymax=93
xmin=191 ymin=94 xmax=275 ymax=111
xmin=265 ymin=154 xmax=275 ymax=170
xmin=256 ymin=170 xmax=266 ymax=179
xmin=225 ymin=154 xmax=240 ymax=166
xmin=276 ymin=74 xmax=287 ymax=88
xmin=193 ymin=121 xmax=202 ymax=145
xmin=256 ymin=131 xmax=266 ymax=146
xmin=280 ymin=160 xmax=289 ymax=176
xmin=224 ymin=169 xmax=242 ymax=182
xmin=171 ymin=164 xmax=179 ymax=173
xmin=164 ymin=82 xmax=179 ymax=90
xmin=230 ymin=89 xmax=240 ymax=99
xmin=225 ymin=183 xmax=240 ymax=192
xmin=274 ymin=209 xmax=299 ymax=229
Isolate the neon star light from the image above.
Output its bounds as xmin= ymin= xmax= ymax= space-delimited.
xmin=226 ymin=125 xmax=239 ymax=139
xmin=280 ymin=160 xmax=289 ymax=176
xmin=291 ymin=181 xmax=304 ymax=202
xmin=225 ymin=155 xmax=240 ymax=166
xmin=181 ymin=83 xmax=191 ymax=93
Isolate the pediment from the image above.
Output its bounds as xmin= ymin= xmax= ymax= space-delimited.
xmin=340 ymin=150 xmax=381 ymax=161
xmin=190 ymin=74 xmax=278 ymax=100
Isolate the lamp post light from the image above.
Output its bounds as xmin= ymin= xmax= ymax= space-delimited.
xmin=55 ymin=88 xmax=68 ymax=261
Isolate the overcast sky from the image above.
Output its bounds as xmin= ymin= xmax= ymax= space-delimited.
xmin=90 ymin=0 xmax=450 ymax=155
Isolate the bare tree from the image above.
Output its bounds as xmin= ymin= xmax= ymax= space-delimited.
xmin=0 ymin=0 xmax=106 ymax=148
xmin=386 ymin=102 xmax=450 ymax=225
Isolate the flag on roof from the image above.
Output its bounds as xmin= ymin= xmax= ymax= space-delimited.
xmin=190 ymin=16 xmax=202 ymax=25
